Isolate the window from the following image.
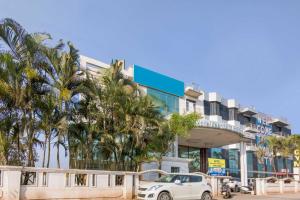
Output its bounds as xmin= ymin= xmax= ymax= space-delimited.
xmin=204 ymin=101 xmax=210 ymax=115
xmin=91 ymin=174 xmax=96 ymax=187
xmin=178 ymin=146 xmax=201 ymax=172
xmin=75 ymin=174 xmax=87 ymax=186
xmin=42 ymin=172 xmax=47 ymax=186
xmin=115 ymin=175 xmax=124 ymax=186
xmin=186 ymin=99 xmax=196 ymax=112
xmin=171 ymin=167 xmax=180 ymax=173
xmin=65 ymin=173 xmax=71 ymax=187
xmin=186 ymin=101 xmax=189 ymax=112
xmin=229 ymin=108 xmax=238 ymax=121
xmin=189 ymin=147 xmax=201 ymax=172
xmin=190 ymin=175 xmax=202 ymax=182
xmin=220 ymin=104 xmax=229 ymax=120
xmin=179 ymin=146 xmax=189 ymax=159
xmin=210 ymin=102 xmax=220 ymax=115
xmin=179 ymin=175 xmax=190 ymax=183
xmin=147 ymin=88 xmax=179 ymax=115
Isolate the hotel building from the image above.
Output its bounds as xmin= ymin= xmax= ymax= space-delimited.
xmin=79 ymin=55 xmax=293 ymax=186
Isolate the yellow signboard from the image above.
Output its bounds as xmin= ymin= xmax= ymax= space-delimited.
xmin=208 ymin=158 xmax=226 ymax=168
xmin=294 ymin=149 xmax=300 ymax=168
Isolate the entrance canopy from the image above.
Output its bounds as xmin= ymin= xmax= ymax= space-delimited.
xmin=178 ymin=119 xmax=255 ymax=148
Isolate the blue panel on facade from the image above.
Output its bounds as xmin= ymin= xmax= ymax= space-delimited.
xmin=133 ymin=65 xmax=184 ymax=97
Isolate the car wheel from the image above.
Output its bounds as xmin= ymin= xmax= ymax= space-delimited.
xmin=157 ymin=191 xmax=172 ymax=200
xmin=201 ymin=192 xmax=212 ymax=200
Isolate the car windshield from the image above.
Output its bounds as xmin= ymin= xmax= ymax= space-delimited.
xmin=155 ymin=175 xmax=178 ymax=183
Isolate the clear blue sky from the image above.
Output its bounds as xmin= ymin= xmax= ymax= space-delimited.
xmin=1 ymin=0 xmax=300 ymax=167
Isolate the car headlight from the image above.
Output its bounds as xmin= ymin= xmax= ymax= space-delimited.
xmin=148 ymin=185 xmax=163 ymax=191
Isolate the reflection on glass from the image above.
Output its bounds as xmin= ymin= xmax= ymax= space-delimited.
xmin=189 ymin=147 xmax=200 ymax=172
xmin=147 ymin=88 xmax=179 ymax=116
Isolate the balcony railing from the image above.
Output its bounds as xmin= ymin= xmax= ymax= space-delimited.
xmin=243 ymin=123 xmax=260 ymax=133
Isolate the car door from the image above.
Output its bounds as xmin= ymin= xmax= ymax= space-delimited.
xmin=171 ymin=175 xmax=192 ymax=200
xmin=189 ymin=175 xmax=205 ymax=199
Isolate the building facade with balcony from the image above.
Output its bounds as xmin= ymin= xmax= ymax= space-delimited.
xmin=79 ymin=55 xmax=293 ymax=186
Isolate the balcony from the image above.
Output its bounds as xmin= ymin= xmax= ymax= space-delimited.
xmin=239 ymin=106 xmax=257 ymax=116
xmin=270 ymin=118 xmax=289 ymax=127
xmin=185 ymin=84 xmax=202 ymax=98
xmin=243 ymin=123 xmax=259 ymax=133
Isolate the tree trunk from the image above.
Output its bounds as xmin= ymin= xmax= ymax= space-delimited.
xmin=42 ymin=134 xmax=48 ymax=168
xmin=47 ymin=132 xmax=51 ymax=168
xmin=272 ymin=157 xmax=277 ymax=177
xmin=57 ymin=142 xmax=60 ymax=168
xmin=285 ymin=158 xmax=289 ymax=177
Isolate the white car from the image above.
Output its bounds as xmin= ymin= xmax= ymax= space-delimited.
xmin=137 ymin=174 xmax=212 ymax=200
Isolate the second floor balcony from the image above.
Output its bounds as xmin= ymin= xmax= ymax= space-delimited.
xmin=243 ymin=123 xmax=260 ymax=133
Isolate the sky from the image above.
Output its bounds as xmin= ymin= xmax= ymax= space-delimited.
xmin=1 ymin=0 xmax=300 ymax=167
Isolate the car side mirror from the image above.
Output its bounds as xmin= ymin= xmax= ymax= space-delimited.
xmin=174 ymin=179 xmax=181 ymax=185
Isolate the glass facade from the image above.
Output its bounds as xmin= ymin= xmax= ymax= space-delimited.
xmin=229 ymin=149 xmax=239 ymax=177
xmin=178 ymin=146 xmax=201 ymax=172
xmin=189 ymin=147 xmax=201 ymax=172
xmin=179 ymin=145 xmax=293 ymax=178
xmin=147 ymin=88 xmax=179 ymax=115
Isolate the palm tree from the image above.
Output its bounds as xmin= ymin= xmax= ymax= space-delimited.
xmin=41 ymin=42 xmax=83 ymax=168
xmin=255 ymin=146 xmax=267 ymax=177
xmin=0 ymin=18 xmax=51 ymax=166
xmin=265 ymin=135 xmax=281 ymax=176
xmin=278 ymin=137 xmax=295 ymax=177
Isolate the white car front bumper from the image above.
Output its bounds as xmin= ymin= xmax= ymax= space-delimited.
xmin=137 ymin=191 xmax=158 ymax=200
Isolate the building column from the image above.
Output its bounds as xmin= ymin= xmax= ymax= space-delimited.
xmin=240 ymin=141 xmax=248 ymax=186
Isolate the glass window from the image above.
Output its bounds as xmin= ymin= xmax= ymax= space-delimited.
xmin=155 ymin=174 xmax=178 ymax=183
xmin=179 ymin=175 xmax=190 ymax=183
xmin=204 ymin=101 xmax=210 ymax=115
xmin=210 ymin=102 xmax=220 ymax=115
xmin=220 ymin=104 xmax=229 ymax=120
xmin=147 ymin=88 xmax=179 ymax=115
xmin=189 ymin=147 xmax=201 ymax=172
xmin=186 ymin=99 xmax=196 ymax=112
xmin=178 ymin=146 xmax=189 ymax=159
xmin=190 ymin=175 xmax=202 ymax=182
xmin=211 ymin=148 xmax=223 ymax=159
xmin=229 ymin=108 xmax=238 ymax=121
xmin=171 ymin=167 xmax=180 ymax=173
